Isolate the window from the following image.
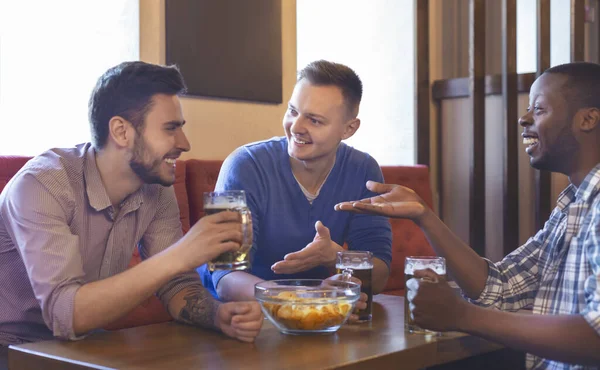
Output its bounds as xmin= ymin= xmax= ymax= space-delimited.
xmin=297 ymin=0 xmax=415 ymax=165
xmin=517 ymin=0 xmax=574 ymax=73
xmin=0 ymin=0 xmax=139 ymax=155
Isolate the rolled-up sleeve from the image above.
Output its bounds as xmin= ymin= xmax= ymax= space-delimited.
xmin=138 ymin=186 xmax=204 ymax=307
xmin=466 ymin=232 xmax=546 ymax=311
xmin=1 ymin=174 xmax=85 ymax=340
xmin=581 ymin=201 xmax=600 ymax=335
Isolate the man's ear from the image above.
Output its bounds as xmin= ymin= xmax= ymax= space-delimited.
xmin=342 ymin=118 xmax=361 ymax=140
xmin=579 ymin=108 xmax=600 ymax=133
xmin=108 ymin=116 xmax=134 ymax=148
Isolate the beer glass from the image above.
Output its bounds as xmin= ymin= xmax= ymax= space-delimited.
xmin=203 ymin=190 xmax=252 ymax=271
xmin=404 ymin=256 xmax=446 ymax=334
xmin=336 ymin=251 xmax=374 ymax=322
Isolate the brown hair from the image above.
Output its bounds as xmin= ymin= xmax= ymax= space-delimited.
xmin=88 ymin=61 xmax=187 ymax=148
xmin=297 ymin=60 xmax=362 ymax=115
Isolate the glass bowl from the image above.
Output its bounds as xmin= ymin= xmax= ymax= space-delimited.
xmin=255 ymin=279 xmax=361 ymax=335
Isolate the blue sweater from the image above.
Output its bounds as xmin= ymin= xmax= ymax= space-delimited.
xmin=198 ymin=137 xmax=392 ymax=298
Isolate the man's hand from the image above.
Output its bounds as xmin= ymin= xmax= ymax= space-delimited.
xmin=172 ymin=211 xmax=244 ymax=272
xmin=334 ymin=181 xmax=428 ymax=223
xmin=325 ymin=274 xmax=368 ymax=324
xmin=406 ymin=269 xmax=469 ymax=332
xmin=215 ymin=301 xmax=264 ymax=343
xmin=349 ymin=292 xmax=369 ymax=323
xmin=271 ymin=221 xmax=343 ymax=274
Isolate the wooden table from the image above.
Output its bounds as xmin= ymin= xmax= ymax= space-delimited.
xmin=8 ymin=295 xmax=520 ymax=370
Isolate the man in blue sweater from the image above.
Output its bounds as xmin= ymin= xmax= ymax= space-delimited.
xmin=198 ymin=60 xmax=392 ymax=305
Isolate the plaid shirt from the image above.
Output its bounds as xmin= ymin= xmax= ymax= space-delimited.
xmin=470 ymin=163 xmax=600 ymax=370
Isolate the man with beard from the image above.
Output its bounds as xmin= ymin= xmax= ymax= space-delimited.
xmin=335 ymin=62 xmax=600 ymax=369
xmin=0 ymin=61 xmax=262 ymax=369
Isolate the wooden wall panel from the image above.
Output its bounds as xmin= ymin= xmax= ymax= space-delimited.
xmin=468 ymin=0 xmax=486 ymax=255
xmin=432 ymin=74 xmax=536 ymax=99
xmin=440 ymin=98 xmax=472 ymax=245
xmin=484 ymin=95 xmax=505 ymax=261
xmin=440 ymin=94 xmax=536 ymax=261
xmin=416 ymin=0 xmax=431 ymax=166
xmin=571 ymin=0 xmax=585 ymax=61
xmin=432 ymin=0 xmax=591 ymax=260
xmin=535 ymin=0 xmax=552 ymax=232
xmin=501 ymin=0 xmax=519 ymax=255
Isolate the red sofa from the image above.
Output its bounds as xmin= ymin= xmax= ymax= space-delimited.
xmin=0 ymin=156 xmax=435 ymax=329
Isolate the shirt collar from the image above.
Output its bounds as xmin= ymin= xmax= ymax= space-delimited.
xmin=556 ymin=162 xmax=600 ymax=209
xmin=84 ymin=145 xmax=112 ymax=211
xmin=84 ymin=145 xmax=145 ymax=213
xmin=573 ymin=162 xmax=600 ymax=203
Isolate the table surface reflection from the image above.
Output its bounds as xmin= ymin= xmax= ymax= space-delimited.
xmin=9 ymin=295 xmax=505 ymax=370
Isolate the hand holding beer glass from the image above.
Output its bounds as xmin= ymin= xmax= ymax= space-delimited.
xmin=404 ymin=256 xmax=446 ymax=334
xmin=203 ymin=190 xmax=252 ymax=271
xmin=336 ymin=251 xmax=374 ymax=322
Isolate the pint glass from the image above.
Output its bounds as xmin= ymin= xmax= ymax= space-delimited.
xmin=336 ymin=251 xmax=374 ymax=322
xmin=203 ymin=190 xmax=252 ymax=271
xmin=404 ymin=256 xmax=446 ymax=334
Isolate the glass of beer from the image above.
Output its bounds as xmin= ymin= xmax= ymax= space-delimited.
xmin=404 ymin=256 xmax=446 ymax=334
xmin=203 ymin=190 xmax=252 ymax=271
xmin=335 ymin=251 xmax=373 ymax=322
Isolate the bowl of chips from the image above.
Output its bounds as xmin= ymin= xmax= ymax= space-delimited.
xmin=255 ymin=279 xmax=361 ymax=335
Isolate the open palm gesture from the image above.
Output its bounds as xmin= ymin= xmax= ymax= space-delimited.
xmin=334 ymin=181 xmax=427 ymax=222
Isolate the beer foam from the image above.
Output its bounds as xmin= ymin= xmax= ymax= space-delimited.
xmin=204 ymin=200 xmax=246 ymax=209
xmin=404 ymin=262 xmax=445 ymax=275
xmin=336 ymin=262 xmax=373 ymax=270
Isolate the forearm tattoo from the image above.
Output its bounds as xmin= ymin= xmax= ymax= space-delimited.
xmin=177 ymin=286 xmax=220 ymax=330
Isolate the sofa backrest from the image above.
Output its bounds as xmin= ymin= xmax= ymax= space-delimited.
xmin=0 ymin=154 xmax=435 ymax=308
xmin=173 ymin=160 xmax=191 ymax=233
xmin=0 ymin=156 xmax=32 ymax=193
xmin=184 ymin=159 xmax=223 ymax=225
xmin=381 ymin=165 xmax=436 ymax=294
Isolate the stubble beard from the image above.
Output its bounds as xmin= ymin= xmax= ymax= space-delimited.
xmin=531 ymin=124 xmax=579 ymax=174
xmin=129 ymin=136 xmax=174 ymax=187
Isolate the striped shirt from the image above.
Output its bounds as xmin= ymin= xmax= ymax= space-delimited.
xmin=0 ymin=143 xmax=200 ymax=345
xmin=470 ymin=163 xmax=600 ymax=370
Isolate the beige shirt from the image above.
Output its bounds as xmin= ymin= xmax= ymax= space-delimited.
xmin=0 ymin=143 xmax=199 ymax=345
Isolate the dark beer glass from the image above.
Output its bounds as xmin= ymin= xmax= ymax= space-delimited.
xmin=335 ymin=251 xmax=373 ymax=322
xmin=203 ymin=190 xmax=252 ymax=271
xmin=404 ymin=256 xmax=446 ymax=334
